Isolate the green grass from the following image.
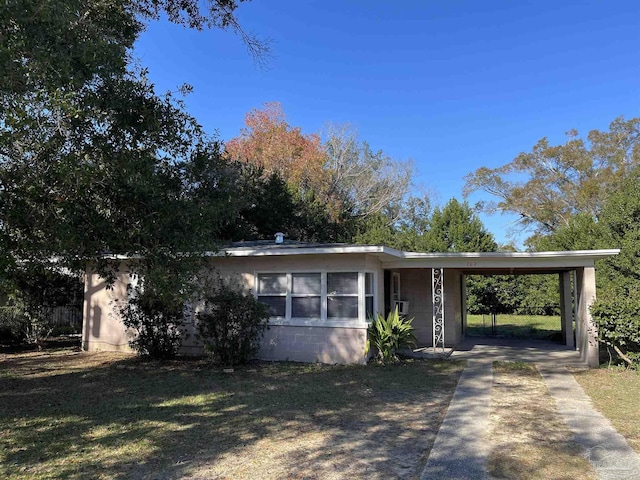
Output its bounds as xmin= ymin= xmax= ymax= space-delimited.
xmin=466 ymin=314 xmax=561 ymax=340
xmin=573 ymin=367 xmax=640 ymax=454
xmin=0 ymin=349 xmax=464 ymax=479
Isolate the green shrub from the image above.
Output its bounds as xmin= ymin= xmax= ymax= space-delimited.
xmin=0 ymin=304 xmax=26 ymax=345
xmin=0 ymin=298 xmax=57 ymax=348
xmin=366 ymin=307 xmax=417 ymax=364
xmin=196 ymin=278 xmax=269 ymax=366
xmin=1 ymin=267 xmax=82 ymax=348
xmin=120 ymin=284 xmax=186 ymax=359
xmin=590 ymin=290 xmax=640 ymax=368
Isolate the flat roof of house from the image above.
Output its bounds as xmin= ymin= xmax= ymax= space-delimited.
xmin=217 ymin=241 xmax=619 ymax=271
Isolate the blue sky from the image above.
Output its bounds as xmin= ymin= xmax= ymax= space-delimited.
xmin=134 ymin=0 xmax=640 ymax=246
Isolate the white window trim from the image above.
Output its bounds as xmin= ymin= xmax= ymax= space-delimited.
xmin=255 ymin=270 xmax=377 ymax=328
xmin=290 ymin=272 xmax=322 ymax=320
xmin=391 ymin=272 xmax=401 ymax=302
xmin=255 ymin=272 xmax=287 ymax=319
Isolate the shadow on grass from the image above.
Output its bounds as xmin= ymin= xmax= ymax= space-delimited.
xmin=0 ymin=336 xmax=81 ymax=354
xmin=0 ymin=351 xmax=464 ymax=479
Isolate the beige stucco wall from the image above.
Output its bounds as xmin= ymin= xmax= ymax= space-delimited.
xmin=444 ymin=269 xmax=463 ymax=346
xmin=82 ymin=266 xmax=135 ymax=353
xmin=259 ymin=326 xmax=367 ymax=363
xmin=395 ymin=268 xmax=432 ymax=345
xmin=212 ymin=253 xmax=381 ymax=291
xmin=82 ymin=253 xmax=383 ymax=364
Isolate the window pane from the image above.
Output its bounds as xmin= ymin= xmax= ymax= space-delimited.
xmin=366 ymin=296 xmax=374 ymax=318
xmin=327 ymin=296 xmax=358 ymax=318
xmin=392 ymin=273 xmax=400 ymax=301
xmin=258 ymin=274 xmax=287 ymax=294
xmin=292 ymin=273 xmax=321 ymax=295
xmin=258 ymin=296 xmax=286 ymax=317
xmin=365 ymin=273 xmax=373 ymax=295
xmin=292 ymin=297 xmax=321 ymax=318
xmin=327 ymin=272 xmax=358 ymax=295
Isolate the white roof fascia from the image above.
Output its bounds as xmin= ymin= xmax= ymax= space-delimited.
xmin=219 ymin=245 xmax=389 ymax=257
xmin=102 ymin=246 xmax=619 ymax=270
xmin=382 ymin=249 xmax=620 ymax=270
xmin=217 ymin=245 xmax=619 ymax=270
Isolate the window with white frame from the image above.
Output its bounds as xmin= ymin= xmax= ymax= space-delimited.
xmin=327 ymin=272 xmax=358 ymax=319
xmin=365 ymin=272 xmax=374 ymax=318
xmin=292 ymin=273 xmax=321 ymax=318
xmin=256 ymin=271 xmax=375 ymax=323
xmin=391 ymin=272 xmax=401 ymax=302
xmin=256 ymin=273 xmax=287 ymax=317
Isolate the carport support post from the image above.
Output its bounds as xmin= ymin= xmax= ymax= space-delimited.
xmin=559 ymin=271 xmax=574 ymax=348
xmin=575 ymin=266 xmax=599 ymax=368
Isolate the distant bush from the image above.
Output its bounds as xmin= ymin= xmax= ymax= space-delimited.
xmin=196 ymin=277 xmax=269 ymax=366
xmin=0 ymin=304 xmax=26 ymax=345
xmin=1 ymin=267 xmax=83 ymax=348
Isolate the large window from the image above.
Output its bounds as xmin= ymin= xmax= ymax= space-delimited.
xmin=256 ymin=271 xmax=375 ymax=324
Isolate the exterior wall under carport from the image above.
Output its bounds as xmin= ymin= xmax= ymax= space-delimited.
xmin=389 ymin=268 xmax=464 ymax=348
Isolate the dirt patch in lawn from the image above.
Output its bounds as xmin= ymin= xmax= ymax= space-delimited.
xmin=487 ymin=361 xmax=597 ymax=480
xmin=0 ymin=349 xmax=464 ymax=480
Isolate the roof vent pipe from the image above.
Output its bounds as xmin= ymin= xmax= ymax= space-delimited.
xmin=274 ymin=232 xmax=284 ymax=244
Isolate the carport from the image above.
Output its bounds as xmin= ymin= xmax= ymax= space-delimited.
xmin=379 ymin=249 xmax=619 ymax=367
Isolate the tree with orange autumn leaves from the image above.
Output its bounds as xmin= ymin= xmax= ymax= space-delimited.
xmin=224 ymin=102 xmax=414 ymax=222
xmin=225 ymin=102 xmax=327 ymax=194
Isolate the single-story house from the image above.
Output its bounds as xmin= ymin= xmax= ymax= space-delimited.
xmin=81 ymin=239 xmax=619 ymax=367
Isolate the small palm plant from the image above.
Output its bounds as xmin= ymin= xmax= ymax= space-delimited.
xmin=366 ymin=306 xmax=417 ymax=363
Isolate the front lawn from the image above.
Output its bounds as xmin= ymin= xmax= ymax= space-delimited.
xmin=0 ymin=350 xmax=464 ymax=480
xmin=573 ymin=367 xmax=640 ymax=454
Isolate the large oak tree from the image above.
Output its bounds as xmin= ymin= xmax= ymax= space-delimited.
xmin=464 ymin=116 xmax=640 ymax=235
xmin=0 ymin=0 xmax=269 ymax=356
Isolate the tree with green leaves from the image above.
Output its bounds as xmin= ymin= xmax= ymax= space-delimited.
xmin=225 ymin=104 xmax=416 ymax=233
xmin=587 ymin=173 xmax=640 ymax=366
xmin=511 ymin=155 xmax=640 ymax=365
xmin=464 ymin=116 xmax=640 ymax=235
xmin=1 ymin=0 xmax=269 ymax=356
xmin=355 ymin=198 xmax=496 ymax=253
xmin=217 ymin=166 xmax=353 ymax=243
xmin=423 ymin=198 xmax=498 ymax=253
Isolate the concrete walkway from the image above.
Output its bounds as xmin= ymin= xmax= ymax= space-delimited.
xmin=420 ymin=359 xmax=493 ymax=480
xmin=451 ymin=336 xmax=588 ymax=367
xmin=538 ymin=365 xmax=640 ymax=480
xmin=421 ymin=337 xmax=640 ymax=480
